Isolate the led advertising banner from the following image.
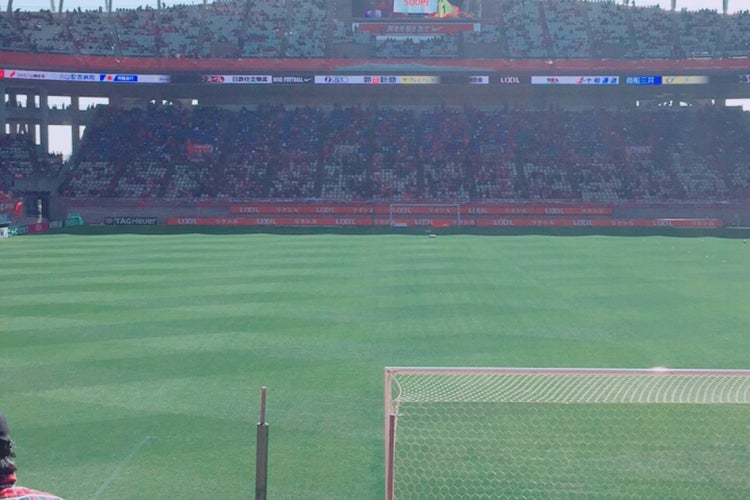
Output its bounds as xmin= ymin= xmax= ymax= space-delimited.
xmin=399 ymin=76 xmax=440 ymax=84
xmin=202 ymin=75 xmax=271 ymax=84
xmin=625 ymin=75 xmax=709 ymax=86
xmin=98 ymin=74 xmax=170 ymax=83
xmin=661 ymin=75 xmax=709 ymax=85
xmin=441 ymin=75 xmax=493 ymax=85
xmin=468 ymin=76 xmax=489 ymax=85
xmin=625 ymin=76 xmax=663 ymax=85
xmin=272 ymin=76 xmax=315 ymax=84
xmin=0 ymin=69 xmax=170 ymax=83
xmin=315 ymin=75 xmax=369 ymax=84
xmin=202 ymin=75 xmax=314 ymax=84
xmin=531 ymin=76 xmax=619 ymax=85
xmin=314 ymin=75 xmax=440 ymax=85
xmin=497 ymin=76 xmax=523 ymax=85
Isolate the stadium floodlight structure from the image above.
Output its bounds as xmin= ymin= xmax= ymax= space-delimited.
xmin=385 ymin=367 xmax=750 ymax=499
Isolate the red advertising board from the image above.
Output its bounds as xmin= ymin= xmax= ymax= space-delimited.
xmin=229 ymin=204 xmax=381 ymax=215
xmin=461 ymin=205 xmax=612 ymax=216
xmin=167 ymin=217 xmax=375 ymax=226
xmin=228 ymin=203 xmax=613 ymax=217
xmin=167 ymin=215 xmax=722 ymax=229
xmin=26 ymin=222 xmax=51 ymax=234
xmin=466 ymin=218 xmax=723 ymax=228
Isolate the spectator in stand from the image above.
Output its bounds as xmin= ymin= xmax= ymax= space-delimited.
xmin=59 ymin=105 xmax=750 ymax=204
xmin=2 ymin=1 xmax=749 ymax=60
xmin=0 ymin=412 xmax=64 ymax=500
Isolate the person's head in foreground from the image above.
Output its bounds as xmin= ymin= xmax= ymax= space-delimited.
xmin=0 ymin=411 xmax=64 ymax=500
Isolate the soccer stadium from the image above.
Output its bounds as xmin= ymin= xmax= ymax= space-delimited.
xmin=1 ymin=0 xmax=750 ymax=498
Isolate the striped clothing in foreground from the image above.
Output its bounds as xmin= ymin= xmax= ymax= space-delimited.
xmin=0 ymin=475 xmax=63 ymax=500
xmin=0 ymin=486 xmax=63 ymax=500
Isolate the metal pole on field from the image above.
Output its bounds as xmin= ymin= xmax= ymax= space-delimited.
xmin=386 ymin=413 xmax=396 ymax=500
xmin=255 ymin=386 xmax=269 ymax=500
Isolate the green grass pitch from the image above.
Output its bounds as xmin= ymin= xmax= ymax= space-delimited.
xmin=1 ymin=233 xmax=749 ymax=499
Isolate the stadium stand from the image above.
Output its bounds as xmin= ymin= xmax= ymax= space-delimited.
xmin=629 ymin=5 xmax=676 ymax=59
xmin=69 ymin=10 xmax=117 ymax=56
xmin=503 ymin=0 xmax=550 ymax=58
xmin=585 ymin=1 xmax=635 ymax=58
xmin=375 ymin=35 xmax=459 ymax=59
xmin=115 ymin=8 xmax=161 ymax=57
xmin=0 ymin=13 xmax=27 ymax=51
xmin=543 ymin=0 xmax=591 ymax=59
xmin=722 ymin=9 xmax=750 ymax=57
xmin=676 ymin=8 xmax=722 ymax=58
xmin=2 ymin=0 xmax=750 ymax=228
xmin=0 ymin=1 xmax=747 ymax=59
xmin=0 ymin=134 xmax=62 ymax=193
xmin=55 ymin=104 xmax=750 ymax=204
xmin=15 ymin=10 xmax=75 ymax=54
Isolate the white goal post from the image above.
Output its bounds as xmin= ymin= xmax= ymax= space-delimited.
xmin=388 ymin=203 xmax=461 ymax=227
xmin=385 ymin=367 xmax=750 ymax=500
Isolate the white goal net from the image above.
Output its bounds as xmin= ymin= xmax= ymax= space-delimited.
xmin=385 ymin=367 xmax=750 ymax=499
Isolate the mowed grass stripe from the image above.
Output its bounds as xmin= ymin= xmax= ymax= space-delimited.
xmin=1 ymin=234 xmax=749 ymax=499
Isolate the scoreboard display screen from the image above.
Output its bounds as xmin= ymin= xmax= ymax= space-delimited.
xmin=352 ymin=0 xmax=479 ymax=19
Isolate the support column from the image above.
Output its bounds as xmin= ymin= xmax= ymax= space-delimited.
xmin=71 ymin=95 xmax=81 ymax=153
xmin=39 ymin=88 xmax=49 ymax=154
xmin=25 ymin=91 xmax=36 ymax=137
xmin=0 ymin=84 xmax=6 ymax=134
xmin=7 ymin=92 xmax=22 ymax=135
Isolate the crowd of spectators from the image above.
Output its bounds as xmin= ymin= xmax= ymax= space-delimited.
xmin=0 ymin=135 xmax=35 ymax=193
xmin=677 ymin=8 xmax=722 ymax=58
xmin=0 ymin=13 xmax=26 ymax=50
xmin=0 ymin=0 xmax=749 ymax=59
xmin=55 ymin=103 xmax=750 ymax=204
xmin=501 ymin=0 xmax=550 ymax=58
xmin=69 ymin=10 xmax=117 ymax=55
xmin=623 ymin=5 xmax=674 ymax=58
xmin=0 ymin=134 xmax=63 ymax=193
xmin=585 ymin=1 xmax=634 ymax=58
xmin=14 ymin=10 xmax=75 ymax=54
xmin=721 ymin=9 xmax=750 ymax=57
xmin=543 ymin=0 xmax=590 ymax=58
xmin=375 ymin=35 xmax=459 ymax=58
xmin=0 ymin=0 xmax=328 ymax=59
xmin=2 ymin=3 xmax=749 ymax=205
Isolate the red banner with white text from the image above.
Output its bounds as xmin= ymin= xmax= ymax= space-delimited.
xmin=167 ymin=215 xmax=722 ymax=229
xmin=228 ymin=203 xmax=612 ymax=216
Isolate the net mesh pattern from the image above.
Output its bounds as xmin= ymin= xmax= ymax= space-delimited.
xmin=387 ymin=369 xmax=750 ymax=499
